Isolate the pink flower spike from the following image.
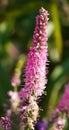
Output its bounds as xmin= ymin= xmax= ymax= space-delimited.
xmin=58 ymin=83 xmax=69 ymax=117
xmin=21 ymin=7 xmax=49 ymax=100
xmin=11 ymin=74 xmax=21 ymax=87
xmin=8 ymin=91 xmax=20 ymax=112
xmin=0 ymin=116 xmax=11 ymax=130
xmin=20 ymin=7 xmax=49 ymax=130
xmin=54 ymin=117 xmax=66 ymax=130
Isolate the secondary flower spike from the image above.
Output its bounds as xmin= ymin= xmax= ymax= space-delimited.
xmin=20 ymin=7 xmax=49 ymax=100
xmin=58 ymin=83 xmax=69 ymax=117
xmin=0 ymin=116 xmax=11 ymax=130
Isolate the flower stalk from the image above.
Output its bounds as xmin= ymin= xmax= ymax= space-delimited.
xmin=20 ymin=7 xmax=49 ymax=130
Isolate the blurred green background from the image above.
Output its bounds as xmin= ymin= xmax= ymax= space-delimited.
xmin=0 ymin=0 xmax=69 ymax=129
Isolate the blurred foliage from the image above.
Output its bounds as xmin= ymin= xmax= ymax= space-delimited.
xmin=0 ymin=0 xmax=69 ymax=129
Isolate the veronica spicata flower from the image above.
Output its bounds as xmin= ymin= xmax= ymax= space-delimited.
xmin=58 ymin=83 xmax=69 ymax=117
xmin=53 ymin=117 xmax=66 ymax=130
xmin=0 ymin=116 xmax=11 ymax=130
xmin=20 ymin=7 xmax=49 ymax=130
xmin=20 ymin=7 xmax=49 ymax=100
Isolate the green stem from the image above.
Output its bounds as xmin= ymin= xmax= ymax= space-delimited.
xmin=14 ymin=86 xmax=18 ymax=92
